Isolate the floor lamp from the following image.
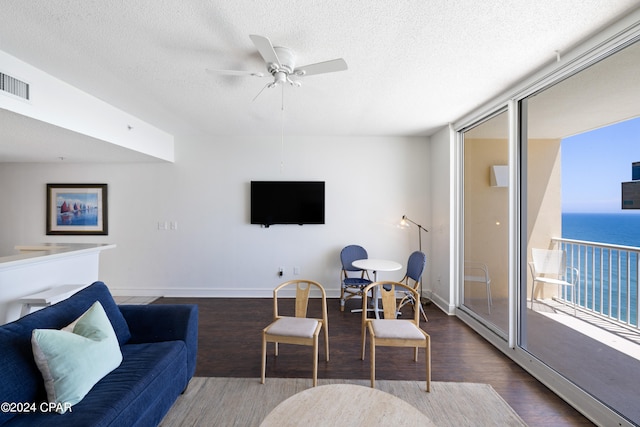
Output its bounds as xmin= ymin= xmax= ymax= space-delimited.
xmin=400 ymin=215 xmax=430 ymax=304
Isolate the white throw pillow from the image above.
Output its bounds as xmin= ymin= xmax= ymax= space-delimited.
xmin=31 ymin=301 xmax=123 ymax=413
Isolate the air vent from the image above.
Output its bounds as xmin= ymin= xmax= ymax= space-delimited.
xmin=0 ymin=72 xmax=30 ymax=100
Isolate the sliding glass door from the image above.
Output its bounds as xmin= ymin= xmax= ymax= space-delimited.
xmin=519 ymin=40 xmax=640 ymax=423
xmin=461 ymin=110 xmax=509 ymax=336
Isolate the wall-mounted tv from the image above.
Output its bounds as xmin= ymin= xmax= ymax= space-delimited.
xmin=251 ymin=181 xmax=325 ymax=227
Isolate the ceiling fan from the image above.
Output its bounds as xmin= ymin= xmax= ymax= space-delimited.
xmin=206 ymin=35 xmax=348 ymax=97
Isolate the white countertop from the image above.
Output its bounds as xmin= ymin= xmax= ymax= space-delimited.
xmin=0 ymin=243 xmax=116 ymax=269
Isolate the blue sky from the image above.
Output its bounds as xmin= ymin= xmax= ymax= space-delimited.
xmin=562 ymin=116 xmax=640 ymax=213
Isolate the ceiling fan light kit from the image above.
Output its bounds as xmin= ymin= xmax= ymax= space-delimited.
xmin=207 ymin=34 xmax=347 ymax=95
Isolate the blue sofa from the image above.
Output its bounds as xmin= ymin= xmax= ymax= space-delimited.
xmin=0 ymin=281 xmax=198 ymax=426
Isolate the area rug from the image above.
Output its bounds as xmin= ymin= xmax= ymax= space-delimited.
xmin=160 ymin=377 xmax=527 ymax=426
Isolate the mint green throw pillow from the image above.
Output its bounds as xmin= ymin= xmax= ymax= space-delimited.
xmin=31 ymin=301 xmax=123 ymax=413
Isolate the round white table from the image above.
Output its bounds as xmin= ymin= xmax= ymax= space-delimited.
xmin=260 ymin=383 xmax=434 ymax=427
xmin=352 ymin=259 xmax=402 ymax=318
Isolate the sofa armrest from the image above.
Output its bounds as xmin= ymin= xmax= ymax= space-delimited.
xmin=119 ymin=304 xmax=198 ymax=379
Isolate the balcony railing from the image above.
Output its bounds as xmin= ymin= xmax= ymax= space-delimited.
xmin=552 ymin=237 xmax=639 ymax=330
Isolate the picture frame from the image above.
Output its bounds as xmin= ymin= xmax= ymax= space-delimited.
xmin=46 ymin=184 xmax=108 ymax=235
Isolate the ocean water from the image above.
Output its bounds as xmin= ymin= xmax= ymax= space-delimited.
xmin=561 ymin=213 xmax=639 ymax=325
xmin=562 ymin=213 xmax=640 ymax=247
xmin=57 ymin=211 xmax=98 ymax=226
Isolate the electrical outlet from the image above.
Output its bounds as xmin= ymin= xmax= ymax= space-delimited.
xmin=278 ymin=267 xmax=284 ymax=277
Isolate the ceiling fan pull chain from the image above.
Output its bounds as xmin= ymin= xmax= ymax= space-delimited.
xmin=281 ymin=85 xmax=285 ymax=173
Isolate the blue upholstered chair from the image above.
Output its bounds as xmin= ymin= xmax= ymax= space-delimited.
xmin=397 ymin=251 xmax=428 ymax=322
xmin=339 ymin=245 xmax=373 ymax=312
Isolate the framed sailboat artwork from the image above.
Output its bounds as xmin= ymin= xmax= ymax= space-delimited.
xmin=46 ymin=184 xmax=108 ymax=235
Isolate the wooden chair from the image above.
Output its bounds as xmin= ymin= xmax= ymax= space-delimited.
xmin=360 ymin=281 xmax=431 ymax=392
xmin=261 ymin=279 xmax=329 ymax=387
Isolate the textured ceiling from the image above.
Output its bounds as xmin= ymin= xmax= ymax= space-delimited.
xmin=0 ymin=1 xmax=639 ymax=161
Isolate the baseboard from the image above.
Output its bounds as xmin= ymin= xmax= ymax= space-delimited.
xmin=109 ymin=287 xmax=344 ymax=299
xmin=428 ymin=292 xmax=456 ymax=315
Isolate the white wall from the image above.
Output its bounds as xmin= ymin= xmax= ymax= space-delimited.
xmin=426 ymin=125 xmax=453 ymax=312
xmin=0 ymin=129 xmax=431 ymax=298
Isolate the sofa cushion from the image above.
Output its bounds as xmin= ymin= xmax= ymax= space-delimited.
xmin=3 ymin=341 xmax=188 ymax=426
xmin=16 ymin=282 xmax=131 ymax=346
xmin=31 ymin=302 xmax=123 ymax=413
xmin=0 ymin=324 xmax=46 ymax=424
xmin=97 ymin=342 xmax=188 ymax=427
xmin=120 ymin=303 xmax=199 ymax=380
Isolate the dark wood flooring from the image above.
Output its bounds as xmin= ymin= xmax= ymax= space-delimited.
xmin=153 ymin=296 xmax=593 ymax=427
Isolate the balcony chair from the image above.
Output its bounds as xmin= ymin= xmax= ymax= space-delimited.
xmin=360 ymin=281 xmax=431 ymax=392
xmin=529 ymin=248 xmax=579 ymax=315
xmin=340 ymin=245 xmax=372 ymax=312
xmin=261 ymin=279 xmax=329 ymax=387
xmin=397 ymin=251 xmax=428 ymax=322
xmin=463 ymin=261 xmax=493 ymax=314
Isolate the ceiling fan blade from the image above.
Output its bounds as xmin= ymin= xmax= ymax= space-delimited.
xmin=294 ymin=58 xmax=348 ymax=76
xmin=206 ymin=69 xmax=265 ymax=77
xmin=249 ymin=34 xmax=281 ymax=66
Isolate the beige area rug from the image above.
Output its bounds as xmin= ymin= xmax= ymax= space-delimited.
xmin=160 ymin=377 xmax=527 ymax=427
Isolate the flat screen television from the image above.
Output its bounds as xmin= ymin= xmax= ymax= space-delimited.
xmin=251 ymin=181 xmax=325 ymax=227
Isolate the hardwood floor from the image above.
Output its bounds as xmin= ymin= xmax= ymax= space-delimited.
xmin=153 ymin=296 xmax=593 ymax=426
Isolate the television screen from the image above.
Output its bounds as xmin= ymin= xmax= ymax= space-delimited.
xmin=251 ymin=181 xmax=325 ymax=226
